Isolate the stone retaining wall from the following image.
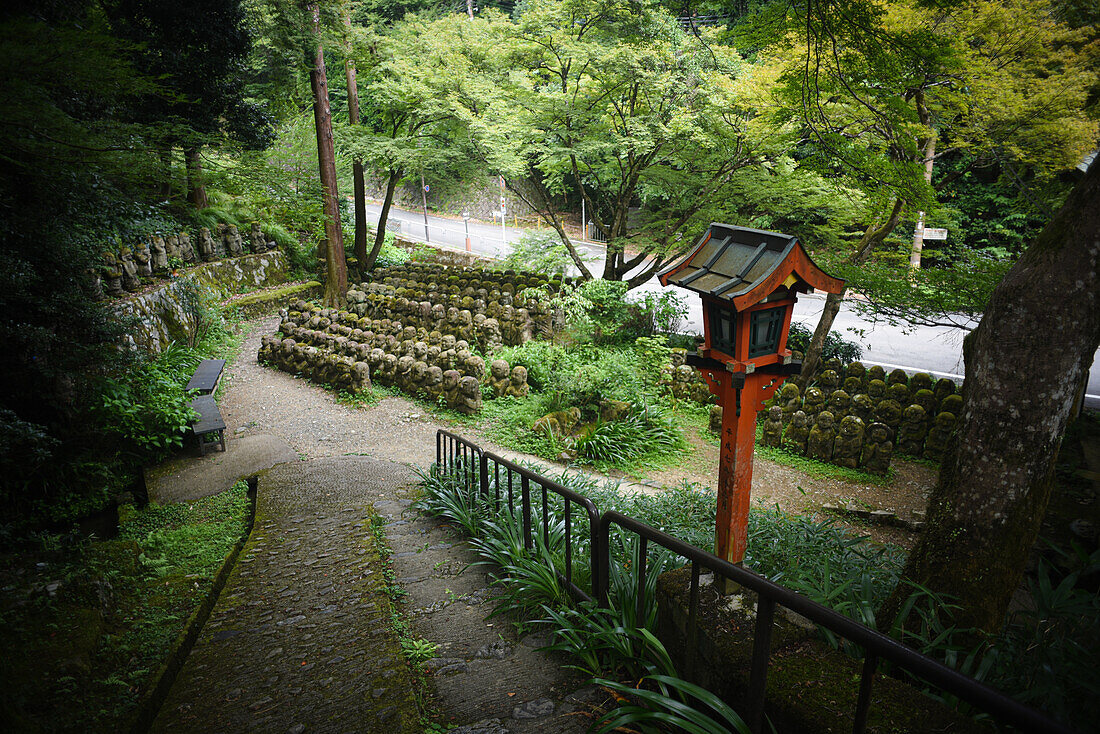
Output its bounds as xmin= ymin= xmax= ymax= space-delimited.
xmin=113 ymin=252 xmax=289 ymax=353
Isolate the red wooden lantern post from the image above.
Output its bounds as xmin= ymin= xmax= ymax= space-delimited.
xmin=658 ymin=224 xmax=845 ymax=570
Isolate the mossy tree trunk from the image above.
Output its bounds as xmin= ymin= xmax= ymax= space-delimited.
xmin=880 ymin=161 xmax=1100 ymax=634
xmin=309 ymin=4 xmax=346 ymax=307
xmin=363 ymin=168 xmax=401 ymax=272
xmin=343 ymin=7 xmax=367 ymax=265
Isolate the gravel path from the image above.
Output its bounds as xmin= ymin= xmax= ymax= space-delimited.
xmin=221 ymin=316 xmax=449 ymax=468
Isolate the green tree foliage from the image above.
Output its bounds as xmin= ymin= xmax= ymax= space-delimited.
xmin=456 ymin=0 xmax=774 ymax=286
xmin=341 ymin=12 xmax=482 ymax=270
xmin=0 ymin=1 xmax=265 ymax=526
xmin=101 ymin=0 xmax=275 ymax=206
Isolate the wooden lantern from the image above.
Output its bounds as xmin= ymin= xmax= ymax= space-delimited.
xmin=658 ymin=223 xmax=845 ymax=567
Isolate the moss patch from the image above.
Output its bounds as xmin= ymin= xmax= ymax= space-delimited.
xmin=0 ymin=483 xmax=252 ymax=732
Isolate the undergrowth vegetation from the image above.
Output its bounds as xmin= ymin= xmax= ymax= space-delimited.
xmin=418 ymin=458 xmax=1099 ymax=729
xmin=0 ymin=481 xmax=252 ymax=731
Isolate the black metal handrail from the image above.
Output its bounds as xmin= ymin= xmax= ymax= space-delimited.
xmin=481 ymin=450 xmax=602 ymax=603
xmin=432 ymin=430 xmax=1074 ymax=734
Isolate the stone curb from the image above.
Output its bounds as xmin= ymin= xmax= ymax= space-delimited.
xmin=126 ymin=482 xmax=257 ymax=734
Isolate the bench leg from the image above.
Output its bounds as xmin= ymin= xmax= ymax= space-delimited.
xmin=218 ymin=429 xmax=226 ymax=452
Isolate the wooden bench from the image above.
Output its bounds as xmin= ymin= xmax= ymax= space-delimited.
xmin=190 ymin=395 xmax=226 ymax=455
xmin=186 ymin=358 xmax=226 ymax=395
xmin=187 ymin=359 xmax=227 ymax=455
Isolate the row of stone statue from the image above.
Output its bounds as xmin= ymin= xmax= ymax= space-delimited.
xmin=350 ymin=264 xmax=562 ymax=345
xmin=760 ymin=407 xmax=897 ymax=475
xmin=288 ymin=298 xmax=509 ymax=360
xmin=373 ymin=262 xmax=572 ymax=297
xmin=99 ymin=222 xmax=277 ymax=298
xmin=345 ymin=286 xmax=546 ymax=350
xmin=264 ymin=304 xmax=533 ymax=413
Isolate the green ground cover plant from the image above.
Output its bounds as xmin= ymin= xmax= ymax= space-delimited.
xmin=417 ymin=456 xmax=1098 ymax=728
xmin=0 ymin=481 xmax=252 ymax=732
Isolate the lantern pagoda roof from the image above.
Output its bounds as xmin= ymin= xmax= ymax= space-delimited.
xmin=657 ymin=223 xmax=845 ymax=311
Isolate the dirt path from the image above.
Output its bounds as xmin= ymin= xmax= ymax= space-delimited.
xmin=223 ymin=316 xmax=931 ymax=546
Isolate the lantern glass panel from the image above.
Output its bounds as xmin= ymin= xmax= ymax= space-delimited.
xmin=708 ymin=304 xmax=736 ymax=356
xmin=748 ymin=306 xmax=785 ymax=358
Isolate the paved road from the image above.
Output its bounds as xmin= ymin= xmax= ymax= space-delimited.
xmin=367 ymin=202 xmax=1099 ymax=408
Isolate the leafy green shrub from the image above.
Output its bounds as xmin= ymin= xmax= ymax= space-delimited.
xmin=94 ymin=342 xmax=201 ymax=460
xmin=373 ymin=230 xmax=410 ymax=268
xmin=786 ymin=321 xmax=864 ymax=364
xmin=571 ymin=404 xmax=685 ymax=466
xmin=498 ymin=230 xmax=580 ymax=277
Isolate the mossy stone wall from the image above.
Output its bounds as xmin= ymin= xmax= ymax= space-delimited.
xmin=112 ymin=252 xmax=289 ymax=353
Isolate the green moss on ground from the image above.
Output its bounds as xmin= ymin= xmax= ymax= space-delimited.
xmin=0 ymin=483 xmax=252 ymax=732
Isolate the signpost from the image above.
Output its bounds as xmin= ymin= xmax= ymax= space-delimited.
xmin=658 ymin=224 xmax=845 ymax=579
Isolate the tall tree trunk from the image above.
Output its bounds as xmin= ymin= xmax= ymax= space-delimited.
xmin=797 ymin=197 xmax=906 ymax=386
xmin=343 ymin=8 xmax=367 ymax=264
xmin=310 ymin=5 xmax=346 ymax=307
xmin=880 ymin=160 xmax=1100 ymax=634
xmin=184 ymin=146 xmax=208 ymax=209
xmin=364 ymin=169 xmax=401 ymax=272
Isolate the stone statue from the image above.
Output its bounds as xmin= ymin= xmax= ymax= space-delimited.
xmin=762 ymin=406 xmax=784 ymax=447
xmin=151 ymin=235 xmax=168 ymax=273
xmin=866 ymin=379 xmax=887 ymax=404
xmin=197 ymin=227 xmax=217 ymax=262
xmin=923 ymin=411 xmax=957 ymax=462
xmin=861 ymin=422 xmax=893 ymax=475
xmin=249 ymin=222 xmax=265 ymax=253
xmin=119 ymin=247 xmax=140 ymax=292
xmin=940 ymin=394 xmax=962 ymax=418
xmin=442 ymin=369 xmax=461 ymax=407
xmin=887 ymin=368 xmax=909 ymax=387
xmin=873 ymin=399 xmax=903 ymax=437
xmin=845 ymin=361 xmax=866 ymax=388
xmin=102 ymin=250 xmax=123 ymax=297
xmin=178 ymin=231 xmax=196 ymax=262
xmin=897 ymin=404 xmax=928 ymax=456
xmin=132 ymin=240 xmax=152 ymax=277
xmin=164 ymin=233 xmax=180 ymax=260
xmin=423 ymin=365 xmax=444 ymax=402
xmin=886 ymin=383 xmax=910 ymax=407
xmin=226 ymin=224 xmax=244 ymax=257
xmin=832 ymin=416 xmax=865 ymax=469
xmin=802 ymin=387 xmax=826 ymax=418
xmin=867 ymin=365 xmax=886 ymax=384
xmin=817 ymin=369 xmax=839 ymax=400
xmin=776 ymin=382 xmax=801 ymax=424
xmin=505 ymin=365 xmax=529 ymax=398
xmin=215 ymin=222 xmax=231 ymax=259
xmin=456 ymin=375 xmax=482 ymax=414
xmin=709 ymin=404 xmax=723 ymax=433
xmin=850 ymin=393 xmax=874 ymax=425
xmin=913 ymin=389 xmax=937 ymax=423
xmin=843 ymin=376 xmax=864 ymax=396
xmin=483 ymin=358 xmax=509 ymax=396
xmin=909 ymin=372 xmax=933 ymax=395
xmin=783 ymin=410 xmax=810 ymax=454
xmin=533 ymin=407 xmax=581 ymax=438
xmin=933 ymin=378 xmax=957 ymax=410
xmin=827 ymin=389 xmax=851 ymax=419
xmin=807 ymin=411 xmax=837 ymax=461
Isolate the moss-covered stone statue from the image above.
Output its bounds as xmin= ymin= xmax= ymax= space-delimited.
xmin=923 ymin=411 xmax=957 ymax=462
xmin=861 ymin=422 xmax=893 ymax=475
xmin=505 ymin=365 xmax=529 ymax=398
xmin=832 ymin=415 xmax=865 ymax=469
xmin=762 ymin=405 xmax=784 ymax=447
xmin=807 ymin=411 xmax=837 ymax=461
xmin=897 ymin=404 xmax=928 ymax=456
